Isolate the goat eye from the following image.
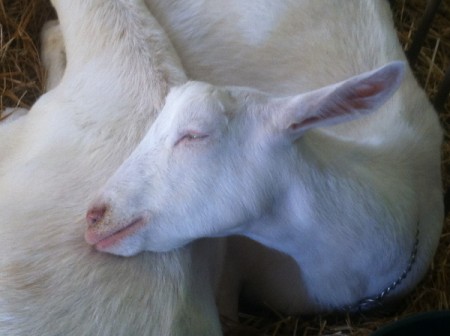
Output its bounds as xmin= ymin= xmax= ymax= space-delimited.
xmin=186 ymin=133 xmax=206 ymax=140
xmin=175 ymin=132 xmax=208 ymax=146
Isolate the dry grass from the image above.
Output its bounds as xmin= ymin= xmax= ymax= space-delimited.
xmin=0 ymin=0 xmax=53 ymax=115
xmin=0 ymin=0 xmax=449 ymax=335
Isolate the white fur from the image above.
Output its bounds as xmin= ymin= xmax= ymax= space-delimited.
xmin=0 ymin=1 xmax=223 ymax=335
xmin=90 ymin=0 xmax=444 ymax=314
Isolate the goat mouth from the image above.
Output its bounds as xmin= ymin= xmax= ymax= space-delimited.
xmin=86 ymin=218 xmax=146 ymax=251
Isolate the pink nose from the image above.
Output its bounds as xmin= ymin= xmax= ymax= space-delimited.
xmin=86 ymin=204 xmax=107 ymax=227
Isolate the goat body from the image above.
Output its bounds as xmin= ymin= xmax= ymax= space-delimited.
xmin=0 ymin=1 xmax=223 ymax=335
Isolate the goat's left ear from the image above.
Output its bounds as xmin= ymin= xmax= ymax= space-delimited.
xmin=272 ymin=61 xmax=405 ymax=141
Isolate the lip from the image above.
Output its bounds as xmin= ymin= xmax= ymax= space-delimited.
xmin=86 ymin=218 xmax=146 ymax=251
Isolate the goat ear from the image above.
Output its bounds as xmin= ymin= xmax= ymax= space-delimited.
xmin=273 ymin=61 xmax=405 ymax=141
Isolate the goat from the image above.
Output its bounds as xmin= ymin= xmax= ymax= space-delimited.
xmin=87 ymin=0 xmax=444 ymax=314
xmin=0 ymin=1 xmax=223 ymax=335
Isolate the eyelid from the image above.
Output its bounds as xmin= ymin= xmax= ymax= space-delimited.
xmin=175 ymin=132 xmax=209 ymax=146
xmin=186 ymin=133 xmax=207 ymax=140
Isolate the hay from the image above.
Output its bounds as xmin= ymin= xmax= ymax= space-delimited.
xmin=0 ymin=0 xmax=449 ymax=335
xmin=0 ymin=0 xmax=54 ymax=115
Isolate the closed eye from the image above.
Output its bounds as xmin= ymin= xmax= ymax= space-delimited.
xmin=175 ymin=132 xmax=209 ymax=146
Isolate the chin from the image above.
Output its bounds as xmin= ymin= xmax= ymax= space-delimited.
xmin=95 ymin=235 xmax=146 ymax=257
xmin=96 ymin=244 xmax=143 ymax=257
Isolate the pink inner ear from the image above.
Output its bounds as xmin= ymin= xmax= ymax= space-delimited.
xmin=288 ymin=82 xmax=385 ymax=131
xmin=284 ymin=62 xmax=404 ymax=135
xmin=290 ymin=116 xmax=322 ymax=130
xmin=347 ymin=82 xmax=384 ymax=109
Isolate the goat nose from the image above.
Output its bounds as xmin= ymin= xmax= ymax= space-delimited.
xmin=86 ymin=204 xmax=107 ymax=227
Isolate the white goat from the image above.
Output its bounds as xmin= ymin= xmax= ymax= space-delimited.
xmin=0 ymin=1 xmax=223 ymax=335
xmin=87 ymin=0 xmax=444 ymax=315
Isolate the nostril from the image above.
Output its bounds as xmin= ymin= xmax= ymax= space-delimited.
xmin=86 ymin=204 xmax=107 ymax=227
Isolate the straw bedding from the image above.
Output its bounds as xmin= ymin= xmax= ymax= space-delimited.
xmin=0 ymin=0 xmax=449 ymax=335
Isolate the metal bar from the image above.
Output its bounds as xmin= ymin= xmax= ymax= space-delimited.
xmin=434 ymin=65 xmax=450 ymax=113
xmin=406 ymin=0 xmax=442 ymax=66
